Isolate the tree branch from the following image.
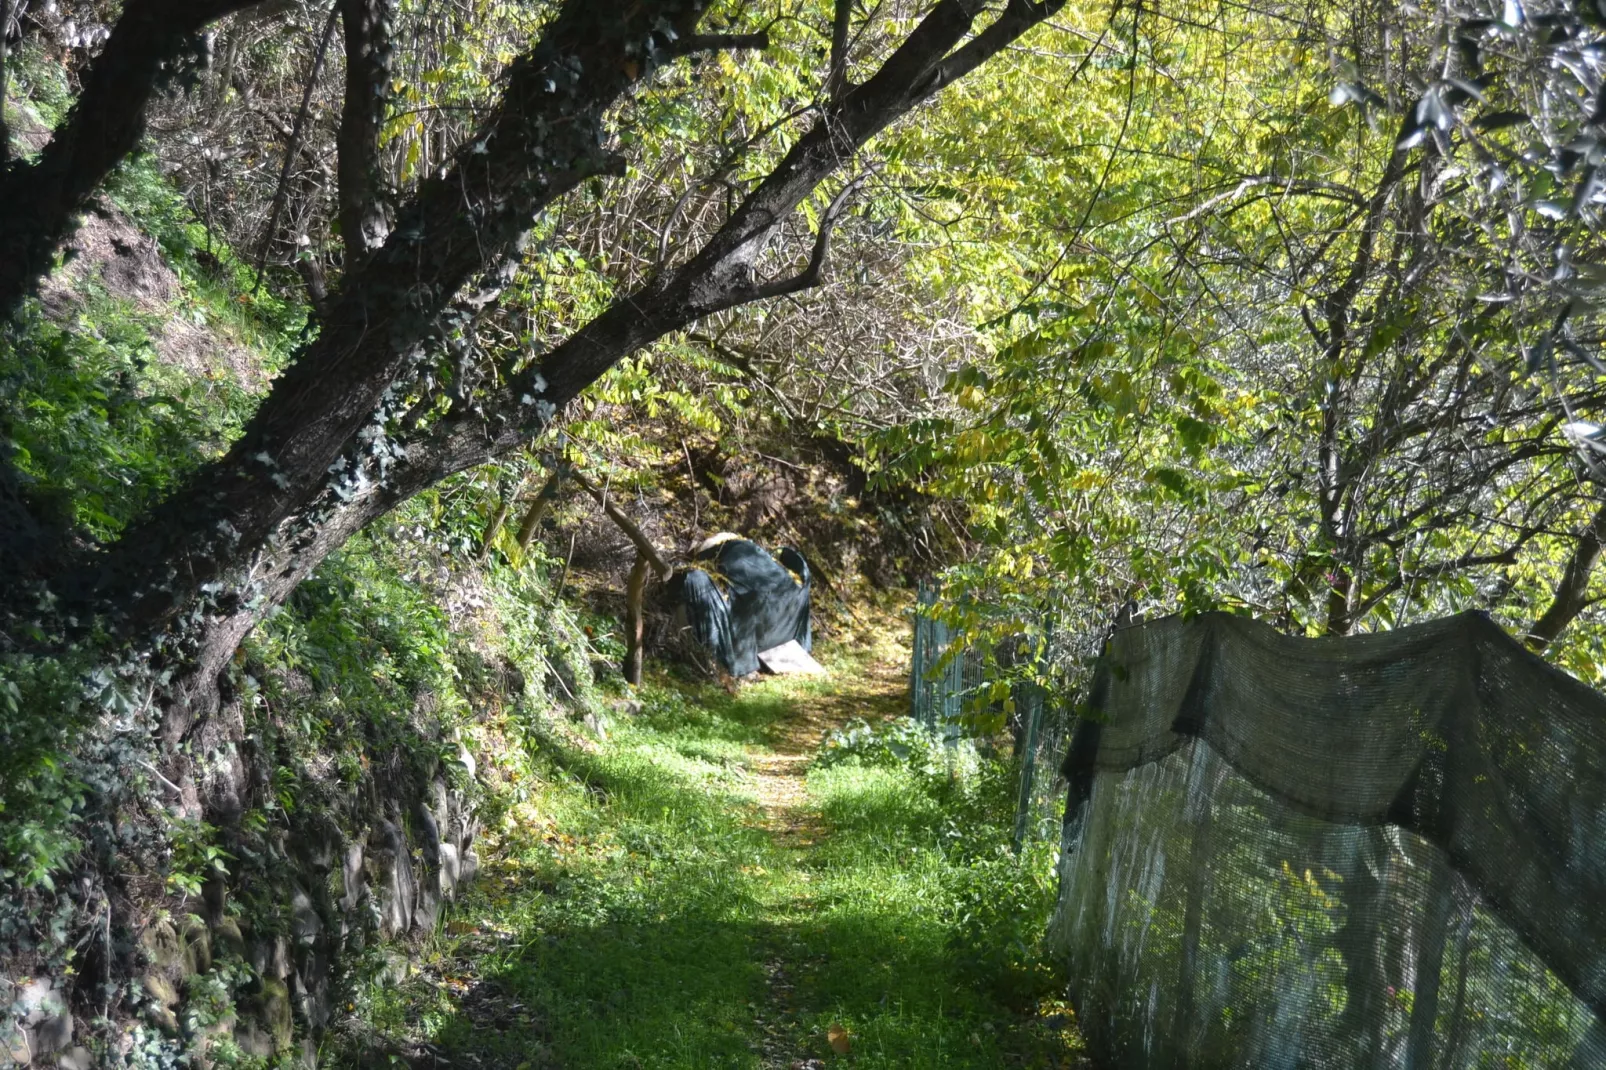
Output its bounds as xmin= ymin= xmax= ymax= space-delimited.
xmin=337 ymin=0 xmax=395 ymax=261
xmin=668 ymin=31 xmax=769 ymax=58
xmin=826 ymin=0 xmax=854 ymax=99
xmin=477 ymin=472 xmax=527 ymax=561
xmin=746 ymin=177 xmax=861 ymax=301
xmin=359 ymin=0 xmax=1065 ymax=540
xmin=1350 ymin=538 xmax=1535 ymax=626
xmin=569 ymin=470 xmax=672 ymax=580
xmin=253 ymin=1 xmax=341 ymax=293
xmin=1528 ymin=500 xmax=1606 ymax=651
xmin=499 ymin=0 xmax=1064 ymax=413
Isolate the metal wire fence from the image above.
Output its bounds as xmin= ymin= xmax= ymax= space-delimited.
xmin=908 ymin=583 xmax=1069 ymax=853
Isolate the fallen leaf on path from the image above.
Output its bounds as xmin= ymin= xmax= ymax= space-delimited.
xmin=828 ymin=1023 xmax=851 ymax=1054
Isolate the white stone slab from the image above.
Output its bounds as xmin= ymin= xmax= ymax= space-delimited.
xmin=757 ymin=640 xmax=826 ymax=675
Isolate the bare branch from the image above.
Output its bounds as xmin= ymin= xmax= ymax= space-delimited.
xmin=684 ymin=330 xmax=803 ymax=420
xmin=254 ymin=2 xmax=341 ymax=293
xmin=658 ymin=178 xmax=705 ymax=267
xmin=1528 ymin=500 xmax=1606 ymax=651
xmin=748 ymin=177 xmax=863 ymax=301
xmin=569 ymin=470 xmax=673 ymax=580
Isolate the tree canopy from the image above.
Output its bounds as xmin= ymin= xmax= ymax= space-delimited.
xmin=4 ymin=0 xmax=1606 ymax=711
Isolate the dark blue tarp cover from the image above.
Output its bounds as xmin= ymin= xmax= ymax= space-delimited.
xmin=675 ymin=537 xmax=811 ymax=676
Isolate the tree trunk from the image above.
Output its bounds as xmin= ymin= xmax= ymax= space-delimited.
xmin=1339 ymin=827 xmax=1391 ymax=1067
xmin=337 ymin=0 xmax=394 ymax=260
xmin=1403 ymin=864 xmax=1455 ymax=1070
xmin=624 ymin=552 xmax=651 ymax=686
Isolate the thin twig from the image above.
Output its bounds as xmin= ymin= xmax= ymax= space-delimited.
xmin=552 ymin=531 xmax=578 ymax=604
xmin=253 ymin=1 xmax=339 ymax=294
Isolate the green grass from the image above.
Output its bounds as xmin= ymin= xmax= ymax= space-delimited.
xmin=338 ymin=658 xmax=1083 ymax=1068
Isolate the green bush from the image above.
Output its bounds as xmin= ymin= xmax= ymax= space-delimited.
xmin=0 ymin=298 xmax=249 ymax=540
xmin=0 ymin=654 xmax=89 ymax=890
xmin=816 ymin=716 xmax=951 ymax=772
xmin=944 ymin=835 xmax=1061 ymax=1006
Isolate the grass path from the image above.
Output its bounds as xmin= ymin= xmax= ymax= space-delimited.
xmin=343 ymin=642 xmax=1084 ymax=1069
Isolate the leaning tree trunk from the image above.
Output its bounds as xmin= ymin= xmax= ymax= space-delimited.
xmin=82 ymin=0 xmax=729 ymax=644
xmin=11 ymin=0 xmax=1066 ymax=756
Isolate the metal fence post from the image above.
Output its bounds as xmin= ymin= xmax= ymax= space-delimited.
xmin=1012 ymin=679 xmax=1043 ymax=854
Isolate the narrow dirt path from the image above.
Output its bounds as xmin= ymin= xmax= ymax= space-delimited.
xmin=746 ymin=653 xmax=907 ymax=843
xmin=345 ymin=632 xmax=1086 ymax=1069
xmin=745 ymin=654 xmax=907 ymax=1069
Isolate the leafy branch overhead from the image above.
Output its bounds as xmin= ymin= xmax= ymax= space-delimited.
xmin=0 ymin=0 xmax=1065 ymax=743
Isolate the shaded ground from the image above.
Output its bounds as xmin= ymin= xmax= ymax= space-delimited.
xmin=334 ymin=638 xmax=1085 ymax=1069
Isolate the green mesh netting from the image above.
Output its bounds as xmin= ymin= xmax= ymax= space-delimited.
xmin=1048 ymin=611 xmax=1606 ymax=1069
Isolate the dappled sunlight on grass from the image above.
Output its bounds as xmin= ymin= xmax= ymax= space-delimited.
xmin=342 ymin=639 xmax=1085 ymax=1069
xmin=779 ymin=756 xmax=1077 ymax=1069
xmin=809 ymin=764 xmax=950 ymax=856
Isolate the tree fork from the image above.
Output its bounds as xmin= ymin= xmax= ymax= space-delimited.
xmin=86 ymin=0 xmax=744 ymax=638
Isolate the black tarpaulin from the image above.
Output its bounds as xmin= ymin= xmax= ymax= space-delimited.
xmin=674 ymin=536 xmax=811 ymax=677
